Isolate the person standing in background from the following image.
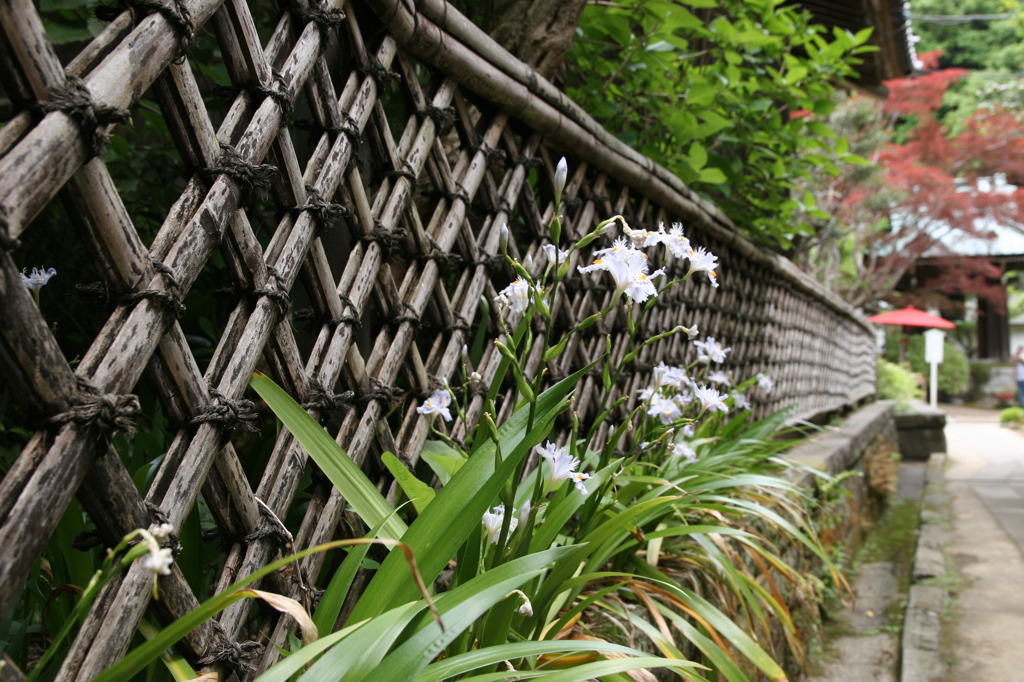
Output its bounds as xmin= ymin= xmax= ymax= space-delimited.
xmin=1015 ymin=346 xmax=1024 ymax=408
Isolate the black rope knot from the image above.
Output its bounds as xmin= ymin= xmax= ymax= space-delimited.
xmin=332 ymin=111 xmax=362 ymax=147
xmin=326 ymin=293 xmax=361 ymax=329
xmin=418 ymin=106 xmax=456 ymax=132
xmin=327 ymin=313 xmax=361 ymax=329
xmin=474 ymin=144 xmax=507 ymax=166
xmin=190 ymin=391 xmax=260 ymax=432
xmin=48 ymin=383 xmax=141 ymax=437
xmin=362 ymin=221 xmax=406 ymax=258
xmin=515 ymin=155 xmax=544 ymax=169
xmin=358 ymin=380 xmax=404 ymax=406
xmin=293 ymin=2 xmax=347 ymax=35
xmin=473 ymin=254 xmax=506 ymax=270
xmin=121 ymin=262 xmax=185 ymax=317
xmin=302 ymin=378 xmax=356 ymax=412
xmin=38 ymin=75 xmax=130 ymax=158
xmin=244 ymin=74 xmax=293 ymax=119
xmin=243 ymin=498 xmax=293 ymax=545
xmin=130 ymin=0 xmax=193 ymax=62
xmin=292 ymin=573 xmax=325 ymax=610
xmin=297 ymin=185 xmax=349 ymax=232
xmin=416 ymin=237 xmax=461 ymax=268
xmin=252 ymin=266 xmax=290 ymax=315
xmin=446 ymin=312 xmax=473 ymax=334
xmin=201 ymin=143 xmax=278 ymax=199
xmin=359 ymin=57 xmax=401 ymax=89
xmin=391 ymin=302 xmax=421 ymax=328
xmin=386 ymin=159 xmax=417 ymax=182
xmin=417 ymin=248 xmax=462 ymax=269
xmin=198 ymin=622 xmax=262 ymax=675
xmin=444 ymin=184 xmax=472 ymax=205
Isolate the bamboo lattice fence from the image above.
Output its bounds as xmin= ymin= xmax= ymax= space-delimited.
xmin=0 ymin=0 xmax=877 ymax=678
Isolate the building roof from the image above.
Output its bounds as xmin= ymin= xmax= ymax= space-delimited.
xmin=919 ymin=177 xmax=1024 ymax=269
xmin=795 ymin=0 xmax=917 ymax=95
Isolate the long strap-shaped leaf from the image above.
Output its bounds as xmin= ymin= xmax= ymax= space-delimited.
xmin=302 ymin=547 xmax=575 ymax=681
xmin=93 ymin=539 xmax=431 ymax=682
xmin=411 ymin=639 xmax=701 ymax=681
xmin=348 ymin=364 xmax=592 ymax=622
xmin=250 ymin=371 xmax=408 ymax=541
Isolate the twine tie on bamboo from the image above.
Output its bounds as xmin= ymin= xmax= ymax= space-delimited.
xmin=416 ymin=105 xmax=457 ymax=133
xmin=200 ymin=144 xmax=278 ymax=201
xmin=291 ymin=1 xmax=347 ymax=37
xmin=291 ymin=571 xmax=325 ymax=611
xmin=515 ymin=155 xmax=544 ymax=168
xmin=252 ymin=266 xmax=291 ymax=316
xmin=292 ymin=110 xmax=362 ymax=141
xmin=444 ymin=182 xmax=472 ymax=205
xmin=358 ymin=56 xmax=402 ymax=88
xmin=47 ymin=384 xmax=141 ymax=438
xmin=37 ymin=76 xmax=130 ymax=158
xmin=362 ymin=220 xmax=407 ymax=258
xmin=97 ymin=0 xmax=194 ymax=62
xmin=333 ymin=111 xmax=363 ymax=147
xmin=296 ymin=185 xmax=349 ymax=233
xmin=121 ymin=262 xmax=186 ymax=317
xmin=445 ymin=311 xmax=472 ymax=334
xmin=391 ymin=302 xmax=421 ymax=328
xmin=473 ymin=143 xmax=507 ymax=166
xmin=295 ymin=293 xmax=362 ymax=331
xmin=302 ymin=378 xmax=356 ymax=412
xmin=244 ymin=73 xmax=294 ymax=119
xmin=242 ymin=498 xmax=293 ymax=545
xmin=386 ymin=158 xmax=418 ymax=181
xmin=472 ymin=253 xmax=506 ymax=270
xmin=358 ymin=379 xmax=404 ymax=407
xmin=198 ymin=621 xmax=262 ymax=675
xmin=189 ymin=391 xmax=261 ymax=432
xmin=415 ymin=236 xmax=463 ymax=268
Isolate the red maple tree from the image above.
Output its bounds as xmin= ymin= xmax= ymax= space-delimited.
xmin=803 ymin=50 xmax=1024 ymax=312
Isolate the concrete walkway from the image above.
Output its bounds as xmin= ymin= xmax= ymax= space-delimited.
xmin=930 ymin=406 xmax=1024 ymax=680
xmin=807 ymin=405 xmax=1024 ymax=682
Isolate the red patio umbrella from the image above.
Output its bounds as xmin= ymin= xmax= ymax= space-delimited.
xmin=866 ymin=306 xmax=955 ymax=329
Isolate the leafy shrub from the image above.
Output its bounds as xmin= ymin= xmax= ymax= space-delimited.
xmin=563 ymin=0 xmax=874 ymax=249
xmin=876 ymin=357 xmax=922 ymax=405
xmin=1000 ymin=406 xmax=1024 ymax=425
xmin=888 ymin=335 xmax=970 ymax=399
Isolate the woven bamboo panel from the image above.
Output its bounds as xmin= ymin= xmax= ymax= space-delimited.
xmin=0 ymin=0 xmax=877 ymax=678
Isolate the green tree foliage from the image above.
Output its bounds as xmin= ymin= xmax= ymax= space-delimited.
xmin=911 ymin=0 xmax=1024 ymax=70
xmin=563 ymin=0 xmax=875 ymax=249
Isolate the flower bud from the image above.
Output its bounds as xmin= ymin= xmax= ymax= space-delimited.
xmin=499 ymin=223 xmax=509 ymax=253
xmin=554 ymin=157 xmax=568 ymax=203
